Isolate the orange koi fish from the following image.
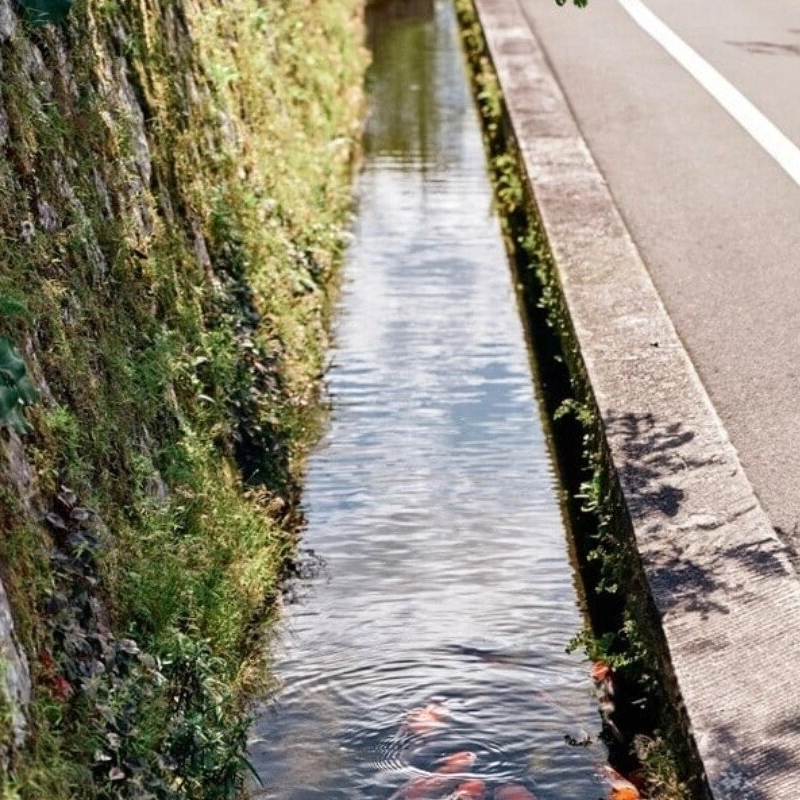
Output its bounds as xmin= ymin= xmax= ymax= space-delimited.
xmin=591 ymin=661 xmax=616 ymax=699
xmin=597 ymin=765 xmax=642 ymax=800
xmin=452 ymin=778 xmax=486 ymax=799
xmin=387 ymin=774 xmax=456 ymax=800
xmin=590 ymin=661 xmax=611 ymax=683
xmin=493 ymin=785 xmax=538 ymax=800
xmin=402 ymin=703 xmax=450 ymax=735
xmin=591 ymin=661 xmax=620 ymax=739
xmin=434 ymin=751 xmax=477 ymax=774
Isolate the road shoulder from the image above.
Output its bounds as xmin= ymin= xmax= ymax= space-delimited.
xmin=467 ymin=0 xmax=800 ymax=797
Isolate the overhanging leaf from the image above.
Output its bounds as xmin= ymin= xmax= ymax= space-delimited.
xmin=5 ymin=405 xmax=31 ymax=436
xmin=16 ymin=374 xmax=40 ymax=406
xmin=0 ymin=296 xmax=30 ymax=321
xmin=0 ymin=385 xmax=19 ymax=421
xmin=17 ymin=0 xmax=72 ymax=25
xmin=0 ymin=336 xmax=39 ymax=433
xmin=0 ymin=337 xmax=26 ymax=382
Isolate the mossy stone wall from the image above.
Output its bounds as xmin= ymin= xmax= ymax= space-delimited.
xmin=0 ymin=0 xmax=366 ymax=795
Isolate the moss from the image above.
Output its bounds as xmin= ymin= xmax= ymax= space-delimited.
xmin=0 ymin=0 xmax=367 ymax=795
xmin=453 ymin=1 xmax=705 ymax=798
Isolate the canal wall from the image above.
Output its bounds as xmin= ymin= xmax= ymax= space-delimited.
xmin=0 ymin=0 xmax=365 ymax=795
xmin=459 ymin=0 xmax=800 ymax=798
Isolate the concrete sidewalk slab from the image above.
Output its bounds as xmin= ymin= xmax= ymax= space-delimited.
xmin=469 ymin=0 xmax=800 ymax=797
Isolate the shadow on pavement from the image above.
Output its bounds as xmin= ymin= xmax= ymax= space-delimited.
xmin=603 ymin=410 xmax=796 ymax=620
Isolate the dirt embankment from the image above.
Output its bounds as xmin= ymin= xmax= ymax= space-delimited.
xmin=0 ymin=0 xmax=366 ymax=796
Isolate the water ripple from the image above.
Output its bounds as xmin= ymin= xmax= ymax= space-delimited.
xmin=249 ymin=2 xmax=603 ymax=799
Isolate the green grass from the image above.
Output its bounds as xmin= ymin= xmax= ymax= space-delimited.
xmin=0 ymin=0 xmax=366 ymax=795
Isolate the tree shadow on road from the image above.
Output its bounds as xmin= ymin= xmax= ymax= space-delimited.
xmin=726 ymin=39 xmax=800 ymax=57
xmin=602 ymin=410 xmax=794 ymax=620
xmin=604 ymin=410 xmax=700 ymax=525
xmin=703 ymin=716 xmax=800 ymax=800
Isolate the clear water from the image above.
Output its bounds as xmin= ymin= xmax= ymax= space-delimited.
xmin=248 ymin=2 xmax=606 ymax=798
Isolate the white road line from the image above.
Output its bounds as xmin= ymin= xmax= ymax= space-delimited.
xmin=617 ymin=0 xmax=800 ymax=189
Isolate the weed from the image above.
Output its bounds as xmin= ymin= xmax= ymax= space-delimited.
xmin=0 ymin=337 xmax=39 ymax=435
xmin=0 ymin=297 xmax=30 ymax=324
xmin=0 ymin=0 xmax=366 ymax=794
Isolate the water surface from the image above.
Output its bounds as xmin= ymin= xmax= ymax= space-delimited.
xmin=249 ymin=2 xmax=605 ymax=797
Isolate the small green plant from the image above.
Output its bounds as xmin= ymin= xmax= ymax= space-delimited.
xmin=634 ymin=734 xmax=693 ymax=800
xmin=568 ymin=626 xmax=624 ymax=667
xmin=0 ymin=296 xmax=31 ymax=322
xmin=492 ymin=154 xmax=524 ymax=211
xmin=567 ymin=616 xmax=658 ymax=692
xmin=0 ymin=337 xmax=39 ymax=435
xmin=17 ymin=0 xmax=73 ymax=24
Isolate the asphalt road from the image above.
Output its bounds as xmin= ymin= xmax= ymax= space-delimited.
xmin=516 ymin=0 xmax=800 ymax=536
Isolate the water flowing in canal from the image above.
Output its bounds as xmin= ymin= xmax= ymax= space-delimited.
xmin=249 ymin=1 xmax=606 ymax=797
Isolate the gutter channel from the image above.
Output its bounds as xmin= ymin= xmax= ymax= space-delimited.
xmin=456 ymin=0 xmax=800 ymax=799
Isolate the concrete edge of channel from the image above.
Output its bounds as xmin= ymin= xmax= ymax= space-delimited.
xmin=470 ymin=0 xmax=800 ymax=797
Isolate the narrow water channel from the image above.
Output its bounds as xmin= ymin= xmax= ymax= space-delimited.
xmin=249 ymin=1 xmax=605 ymax=798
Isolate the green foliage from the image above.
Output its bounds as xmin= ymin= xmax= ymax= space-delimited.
xmin=0 ymin=337 xmax=39 ymax=435
xmin=16 ymin=0 xmax=72 ymax=25
xmin=567 ymin=616 xmax=658 ymax=694
xmin=553 ymin=398 xmax=594 ymax=428
xmin=492 ymin=154 xmax=524 ymax=211
xmin=555 ymin=0 xmax=589 ymax=7
xmin=0 ymin=0 xmax=366 ymax=794
xmin=0 ymin=295 xmax=30 ymax=322
xmin=155 ymin=633 xmax=257 ymax=799
xmin=567 ymin=626 xmax=618 ymax=664
xmin=634 ymin=735 xmax=693 ymax=800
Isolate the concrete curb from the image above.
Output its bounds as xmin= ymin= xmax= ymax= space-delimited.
xmin=470 ymin=0 xmax=800 ymax=797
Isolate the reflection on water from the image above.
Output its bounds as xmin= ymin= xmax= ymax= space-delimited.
xmin=365 ymin=0 xmax=440 ymax=163
xmin=249 ymin=1 xmax=604 ymax=798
